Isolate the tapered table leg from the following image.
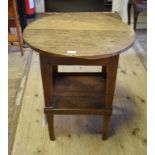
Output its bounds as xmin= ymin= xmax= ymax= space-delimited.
xmin=102 ymin=115 xmax=111 ymax=140
xmin=102 ymin=55 xmax=119 ymax=140
xmin=40 ymin=54 xmax=55 ymax=140
xmin=46 ymin=112 xmax=55 ymax=140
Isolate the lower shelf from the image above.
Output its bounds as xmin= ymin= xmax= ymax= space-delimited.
xmin=50 ymin=73 xmax=106 ymax=114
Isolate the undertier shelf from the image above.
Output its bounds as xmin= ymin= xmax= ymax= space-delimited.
xmin=49 ymin=73 xmax=106 ymax=114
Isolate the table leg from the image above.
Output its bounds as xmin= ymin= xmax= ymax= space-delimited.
xmin=40 ymin=54 xmax=55 ymax=140
xmin=46 ymin=112 xmax=55 ymax=140
xmin=102 ymin=115 xmax=111 ymax=140
xmin=102 ymin=55 xmax=119 ymax=140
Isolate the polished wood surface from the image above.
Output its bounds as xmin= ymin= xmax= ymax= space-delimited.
xmin=23 ymin=12 xmax=135 ymax=59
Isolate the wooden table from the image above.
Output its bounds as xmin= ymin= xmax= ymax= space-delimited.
xmin=23 ymin=12 xmax=135 ymax=140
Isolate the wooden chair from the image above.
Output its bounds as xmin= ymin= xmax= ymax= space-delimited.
xmin=127 ymin=0 xmax=147 ymax=30
xmin=8 ymin=0 xmax=24 ymax=55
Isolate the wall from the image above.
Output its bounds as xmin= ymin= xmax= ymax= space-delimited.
xmin=112 ymin=0 xmax=127 ymax=22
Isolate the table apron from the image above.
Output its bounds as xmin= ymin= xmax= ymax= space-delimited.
xmin=39 ymin=54 xmax=119 ymax=66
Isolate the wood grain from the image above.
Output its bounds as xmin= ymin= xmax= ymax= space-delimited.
xmin=23 ymin=12 xmax=135 ymax=59
xmin=8 ymin=47 xmax=32 ymax=155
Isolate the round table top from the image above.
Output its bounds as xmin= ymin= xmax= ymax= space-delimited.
xmin=23 ymin=12 xmax=135 ymax=59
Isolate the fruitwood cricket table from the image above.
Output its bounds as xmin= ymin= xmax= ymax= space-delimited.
xmin=23 ymin=12 xmax=135 ymax=140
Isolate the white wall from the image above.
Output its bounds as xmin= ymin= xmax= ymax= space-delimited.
xmin=112 ymin=0 xmax=128 ymax=23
